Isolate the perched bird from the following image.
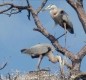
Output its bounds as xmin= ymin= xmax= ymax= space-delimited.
xmin=42 ymin=4 xmax=74 ymax=34
xmin=21 ymin=43 xmax=63 ymax=70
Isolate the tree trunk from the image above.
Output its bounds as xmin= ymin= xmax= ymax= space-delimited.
xmin=75 ymin=4 xmax=86 ymax=33
xmin=67 ymin=0 xmax=86 ymax=33
xmin=70 ymin=59 xmax=81 ymax=79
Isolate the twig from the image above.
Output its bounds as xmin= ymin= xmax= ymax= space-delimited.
xmin=77 ymin=45 xmax=86 ymax=60
xmin=26 ymin=0 xmax=31 ymax=20
xmin=36 ymin=0 xmax=48 ymax=14
xmin=0 ymin=3 xmax=28 ymax=15
xmin=67 ymin=0 xmax=86 ymax=33
xmin=77 ymin=0 xmax=83 ymax=7
xmin=71 ymin=72 xmax=86 ymax=80
xmin=0 ymin=62 xmax=7 ymax=70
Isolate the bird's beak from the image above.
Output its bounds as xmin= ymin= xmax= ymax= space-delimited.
xmin=41 ymin=8 xmax=47 ymax=12
xmin=41 ymin=7 xmax=50 ymax=12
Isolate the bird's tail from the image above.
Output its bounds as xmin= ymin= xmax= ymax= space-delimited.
xmin=67 ymin=27 xmax=74 ymax=34
xmin=67 ymin=22 xmax=74 ymax=34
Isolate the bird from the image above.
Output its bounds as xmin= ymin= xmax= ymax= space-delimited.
xmin=21 ymin=43 xmax=64 ymax=70
xmin=42 ymin=4 xmax=74 ymax=34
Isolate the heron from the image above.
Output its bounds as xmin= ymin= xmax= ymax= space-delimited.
xmin=42 ymin=4 xmax=74 ymax=48
xmin=42 ymin=4 xmax=74 ymax=34
xmin=21 ymin=43 xmax=64 ymax=70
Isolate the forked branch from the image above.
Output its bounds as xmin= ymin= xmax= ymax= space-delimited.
xmin=36 ymin=0 xmax=48 ymax=14
xmin=0 ymin=3 xmax=28 ymax=16
xmin=77 ymin=45 xmax=86 ymax=60
xmin=72 ymin=72 xmax=86 ymax=80
xmin=26 ymin=0 xmax=31 ymax=20
xmin=31 ymin=4 xmax=75 ymax=61
xmin=67 ymin=0 xmax=86 ymax=33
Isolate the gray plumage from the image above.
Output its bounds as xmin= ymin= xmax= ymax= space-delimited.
xmin=42 ymin=4 xmax=74 ymax=34
xmin=21 ymin=43 xmax=55 ymax=58
xmin=21 ymin=43 xmax=63 ymax=70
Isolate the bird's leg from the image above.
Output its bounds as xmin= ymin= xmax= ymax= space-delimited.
xmin=56 ymin=23 xmax=67 ymax=40
xmin=64 ymin=22 xmax=67 ymax=48
xmin=37 ymin=55 xmax=43 ymax=70
xmin=55 ymin=22 xmax=67 ymax=45
xmin=57 ymin=32 xmax=67 ymax=40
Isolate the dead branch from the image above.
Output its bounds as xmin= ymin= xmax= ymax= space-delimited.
xmin=0 ymin=0 xmax=73 ymax=70
xmin=77 ymin=0 xmax=83 ymax=7
xmin=67 ymin=0 xmax=86 ymax=33
xmin=72 ymin=72 xmax=86 ymax=80
xmin=26 ymin=0 xmax=31 ymax=20
xmin=64 ymin=61 xmax=72 ymax=69
xmin=0 ymin=1 xmax=86 ymax=78
xmin=0 ymin=62 xmax=7 ymax=70
xmin=0 ymin=3 xmax=28 ymax=15
xmin=0 ymin=6 xmax=13 ymax=14
xmin=36 ymin=0 xmax=48 ymax=14
xmin=0 ymin=2 xmax=76 ymax=63
xmin=31 ymin=5 xmax=75 ymax=63
xmin=77 ymin=45 xmax=86 ymax=60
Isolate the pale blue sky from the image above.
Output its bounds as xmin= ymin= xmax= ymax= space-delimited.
xmin=0 ymin=0 xmax=86 ymax=74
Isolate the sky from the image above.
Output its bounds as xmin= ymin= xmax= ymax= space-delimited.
xmin=0 ymin=0 xmax=86 ymax=74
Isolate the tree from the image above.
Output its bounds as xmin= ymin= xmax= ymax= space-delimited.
xmin=0 ymin=0 xmax=86 ymax=79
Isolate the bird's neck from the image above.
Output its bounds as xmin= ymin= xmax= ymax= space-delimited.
xmin=50 ymin=9 xmax=58 ymax=15
xmin=47 ymin=51 xmax=58 ymax=63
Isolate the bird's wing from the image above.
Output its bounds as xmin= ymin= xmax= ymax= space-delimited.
xmin=62 ymin=11 xmax=73 ymax=27
xmin=62 ymin=11 xmax=70 ymax=23
xmin=30 ymin=45 xmax=49 ymax=55
xmin=21 ymin=46 xmax=48 ymax=58
xmin=30 ymin=43 xmax=55 ymax=55
xmin=31 ymin=46 xmax=49 ymax=58
xmin=62 ymin=11 xmax=74 ymax=34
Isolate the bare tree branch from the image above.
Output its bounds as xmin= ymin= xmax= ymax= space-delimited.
xmin=67 ymin=0 xmax=86 ymax=33
xmin=0 ymin=6 xmax=13 ymax=14
xmin=36 ymin=0 xmax=48 ymax=14
xmin=0 ymin=62 xmax=7 ymax=70
xmin=0 ymin=1 xmax=85 ymax=77
xmin=31 ymin=5 xmax=75 ymax=62
xmin=26 ymin=0 xmax=31 ymax=20
xmin=67 ymin=0 xmax=76 ymax=9
xmin=77 ymin=45 xmax=86 ymax=60
xmin=64 ymin=61 xmax=72 ymax=69
xmin=77 ymin=0 xmax=83 ymax=7
xmin=0 ymin=3 xmax=28 ymax=15
xmin=0 ymin=3 xmax=27 ymax=9
xmin=73 ymin=72 xmax=86 ymax=80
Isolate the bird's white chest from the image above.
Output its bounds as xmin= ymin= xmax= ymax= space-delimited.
xmin=50 ymin=10 xmax=58 ymax=18
xmin=50 ymin=11 xmax=62 ymax=24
